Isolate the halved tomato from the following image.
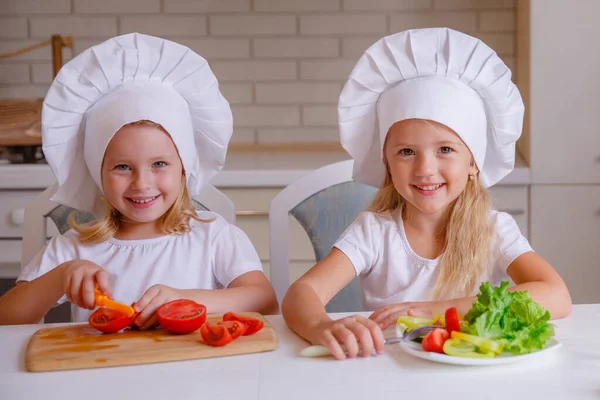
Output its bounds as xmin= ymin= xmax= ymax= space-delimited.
xmin=201 ymin=322 xmax=233 ymax=347
xmin=89 ymin=307 xmax=134 ymax=333
xmin=222 ymin=312 xmax=264 ymax=335
xmin=421 ymin=328 xmax=450 ymax=353
xmin=218 ymin=320 xmax=247 ymax=339
xmin=156 ymin=299 xmax=207 ymax=334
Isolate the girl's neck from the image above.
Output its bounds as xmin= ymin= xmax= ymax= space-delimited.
xmin=113 ymin=221 xmax=165 ymax=240
xmin=401 ymin=204 xmax=449 ymax=235
xmin=401 ymin=204 xmax=450 ymax=260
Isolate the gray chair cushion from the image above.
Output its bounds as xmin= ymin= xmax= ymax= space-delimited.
xmin=290 ymin=181 xmax=377 ymax=312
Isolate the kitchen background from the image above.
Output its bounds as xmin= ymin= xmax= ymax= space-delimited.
xmin=0 ymin=0 xmax=597 ymax=320
xmin=0 ymin=0 xmax=516 ymax=146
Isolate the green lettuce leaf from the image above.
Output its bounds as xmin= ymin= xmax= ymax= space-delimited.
xmin=462 ymin=281 xmax=554 ymax=354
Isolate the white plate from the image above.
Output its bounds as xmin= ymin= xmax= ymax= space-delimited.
xmin=398 ymin=338 xmax=562 ymax=366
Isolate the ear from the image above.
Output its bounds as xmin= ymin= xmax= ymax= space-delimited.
xmin=469 ymin=158 xmax=479 ymax=177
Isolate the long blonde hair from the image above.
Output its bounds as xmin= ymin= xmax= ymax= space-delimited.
xmin=69 ymin=120 xmax=210 ymax=244
xmin=368 ymin=146 xmax=493 ymax=301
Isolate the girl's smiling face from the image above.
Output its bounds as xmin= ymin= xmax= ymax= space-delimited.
xmin=384 ymin=119 xmax=479 ymax=218
xmin=101 ymin=123 xmax=183 ymax=236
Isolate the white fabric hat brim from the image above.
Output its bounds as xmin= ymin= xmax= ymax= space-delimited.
xmin=338 ymin=28 xmax=524 ymax=188
xmin=42 ymin=33 xmax=233 ymax=217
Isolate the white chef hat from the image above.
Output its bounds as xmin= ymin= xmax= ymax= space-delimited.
xmin=42 ymin=32 xmax=233 ymax=217
xmin=338 ymin=28 xmax=524 ymax=188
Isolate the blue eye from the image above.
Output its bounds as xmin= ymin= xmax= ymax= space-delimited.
xmin=153 ymin=161 xmax=167 ymax=168
xmin=399 ymin=149 xmax=415 ymax=156
xmin=114 ymin=164 xmax=130 ymax=171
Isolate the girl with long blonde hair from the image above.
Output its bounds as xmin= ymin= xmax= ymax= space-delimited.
xmin=282 ymin=28 xmax=571 ymax=360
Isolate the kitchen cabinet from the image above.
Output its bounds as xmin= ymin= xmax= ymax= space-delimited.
xmin=519 ymin=0 xmax=600 ymax=303
xmin=531 ymin=186 xmax=600 ymax=304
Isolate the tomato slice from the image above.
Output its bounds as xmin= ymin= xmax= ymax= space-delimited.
xmin=201 ymin=322 xmax=233 ymax=346
xmin=217 ymin=320 xmax=247 ymax=339
xmin=156 ymin=299 xmax=207 ymax=334
xmin=421 ymin=328 xmax=450 ymax=353
xmin=444 ymin=307 xmax=461 ymax=334
xmin=89 ymin=307 xmax=134 ymax=333
xmin=222 ymin=312 xmax=264 ymax=335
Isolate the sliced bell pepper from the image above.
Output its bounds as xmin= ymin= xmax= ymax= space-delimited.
xmin=443 ymin=338 xmax=496 ymax=358
xmin=451 ymin=331 xmax=503 ymax=355
xmin=396 ymin=316 xmax=434 ymax=330
xmin=444 ymin=307 xmax=461 ymax=334
xmin=94 ymin=288 xmax=135 ymax=318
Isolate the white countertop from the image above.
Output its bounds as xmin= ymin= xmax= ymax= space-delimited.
xmin=0 ymin=305 xmax=598 ymax=400
xmin=0 ymin=150 xmax=531 ymax=189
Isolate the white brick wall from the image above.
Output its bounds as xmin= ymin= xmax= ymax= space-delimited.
xmin=0 ymin=0 xmax=517 ymax=145
xmin=0 ymin=18 xmax=28 ymax=38
xmin=120 ymin=16 xmax=207 ymax=37
xmin=164 ymin=0 xmax=251 ymax=14
xmin=74 ymin=0 xmax=161 ymax=14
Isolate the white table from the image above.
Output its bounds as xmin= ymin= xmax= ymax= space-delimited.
xmin=1 ymin=305 xmax=598 ymax=400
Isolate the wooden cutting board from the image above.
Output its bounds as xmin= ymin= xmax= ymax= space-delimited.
xmin=25 ymin=312 xmax=278 ymax=372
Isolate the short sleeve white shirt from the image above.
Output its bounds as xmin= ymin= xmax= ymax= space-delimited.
xmin=18 ymin=211 xmax=263 ymax=322
xmin=334 ymin=210 xmax=533 ymax=311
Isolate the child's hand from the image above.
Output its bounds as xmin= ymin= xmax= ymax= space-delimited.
xmin=133 ymin=285 xmax=183 ymax=330
xmin=311 ymin=315 xmax=385 ymax=360
xmin=61 ymin=260 xmax=111 ymax=310
xmin=369 ymin=301 xmax=448 ymax=330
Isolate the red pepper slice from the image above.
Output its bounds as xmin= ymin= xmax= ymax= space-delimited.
xmin=444 ymin=307 xmax=461 ymax=335
xmin=222 ymin=312 xmax=264 ymax=336
xmin=201 ymin=322 xmax=233 ymax=347
xmin=156 ymin=299 xmax=207 ymax=334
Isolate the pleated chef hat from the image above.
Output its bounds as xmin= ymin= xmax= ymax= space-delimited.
xmin=42 ymin=33 xmax=233 ymax=217
xmin=338 ymin=28 xmax=524 ymax=188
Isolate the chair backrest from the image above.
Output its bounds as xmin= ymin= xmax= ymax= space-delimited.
xmin=269 ymin=160 xmax=378 ymax=312
xmin=21 ymin=183 xmax=236 ymax=269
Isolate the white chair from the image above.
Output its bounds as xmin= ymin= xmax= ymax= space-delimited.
xmin=269 ymin=160 xmax=378 ymax=312
xmin=22 ymin=183 xmax=236 ymax=268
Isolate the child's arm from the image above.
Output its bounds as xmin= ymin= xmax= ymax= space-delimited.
xmin=0 ymin=260 xmax=112 ymax=325
xmin=282 ymin=248 xmax=385 ymax=360
xmin=132 ymin=271 xmax=278 ymax=330
xmin=505 ymin=251 xmax=572 ymax=318
xmin=0 ymin=267 xmax=66 ymax=325
xmin=370 ymin=251 xmax=573 ymax=329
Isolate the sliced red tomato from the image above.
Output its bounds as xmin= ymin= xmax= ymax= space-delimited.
xmin=444 ymin=307 xmax=461 ymax=335
xmin=89 ymin=307 xmax=134 ymax=333
xmin=201 ymin=322 xmax=233 ymax=347
xmin=422 ymin=328 xmax=450 ymax=353
xmin=222 ymin=312 xmax=264 ymax=336
xmin=157 ymin=299 xmax=207 ymax=334
xmin=217 ymin=320 xmax=247 ymax=339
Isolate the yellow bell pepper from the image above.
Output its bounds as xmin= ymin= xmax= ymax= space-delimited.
xmin=443 ymin=338 xmax=496 ymax=358
xmin=451 ymin=331 xmax=503 ymax=355
xmin=396 ymin=316 xmax=434 ymax=330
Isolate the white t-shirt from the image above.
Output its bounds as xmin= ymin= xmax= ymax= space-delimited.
xmin=334 ymin=210 xmax=533 ymax=311
xmin=18 ymin=211 xmax=263 ymax=322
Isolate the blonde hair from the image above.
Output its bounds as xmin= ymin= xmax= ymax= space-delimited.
xmin=368 ymin=124 xmax=493 ymax=300
xmin=69 ymin=120 xmax=211 ymax=243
